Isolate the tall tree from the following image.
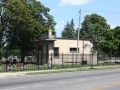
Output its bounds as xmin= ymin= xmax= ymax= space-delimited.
xmin=61 ymin=19 xmax=76 ymax=38
xmin=101 ymin=26 xmax=120 ymax=56
xmin=102 ymin=29 xmax=119 ymax=55
xmin=113 ymin=26 xmax=120 ymax=54
xmin=2 ymin=0 xmax=56 ymax=62
xmin=80 ymin=13 xmax=110 ymax=53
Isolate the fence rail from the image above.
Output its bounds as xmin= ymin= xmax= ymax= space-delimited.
xmin=0 ymin=52 xmax=120 ymax=72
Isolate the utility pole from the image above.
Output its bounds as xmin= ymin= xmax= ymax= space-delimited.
xmin=76 ymin=9 xmax=81 ymax=65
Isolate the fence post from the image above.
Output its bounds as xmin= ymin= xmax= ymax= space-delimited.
xmin=81 ymin=53 xmax=83 ymax=67
xmin=72 ymin=53 xmax=73 ymax=68
xmin=61 ymin=53 xmax=63 ymax=68
xmin=38 ymin=51 xmax=40 ymax=70
xmin=51 ymin=53 xmax=52 ymax=69
xmin=6 ymin=51 xmax=8 ymax=72
xmin=90 ymin=52 xmax=93 ymax=69
xmin=97 ymin=53 xmax=98 ymax=66
xmin=103 ymin=54 xmax=105 ymax=65
xmin=115 ymin=54 xmax=116 ymax=65
xmin=110 ymin=53 xmax=112 ymax=64
xmin=75 ymin=53 xmax=77 ymax=66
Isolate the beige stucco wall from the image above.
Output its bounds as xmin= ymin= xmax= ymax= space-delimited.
xmin=54 ymin=39 xmax=83 ymax=54
xmin=83 ymin=41 xmax=93 ymax=54
xmin=54 ymin=39 xmax=92 ymax=54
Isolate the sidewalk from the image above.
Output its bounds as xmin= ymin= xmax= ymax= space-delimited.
xmin=0 ymin=72 xmax=26 ymax=78
xmin=0 ymin=67 xmax=82 ymax=78
xmin=0 ymin=68 xmax=76 ymax=78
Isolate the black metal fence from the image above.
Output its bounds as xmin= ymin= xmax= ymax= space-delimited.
xmin=0 ymin=52 xmax=120 ymax=72
xmin=97 ymin=53 xmax=120 ymax=65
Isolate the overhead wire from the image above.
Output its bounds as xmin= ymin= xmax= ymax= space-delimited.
xmin=82 ymin=10 xmax=120 ymax=13
xmin=68 ymin=10 xmax=120 ymax=27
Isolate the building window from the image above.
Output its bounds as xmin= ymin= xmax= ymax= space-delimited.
xmin=54 ymin=47 xmax=59 ymax=58
xmin=70 ymin=48 xmax=79 ymax=53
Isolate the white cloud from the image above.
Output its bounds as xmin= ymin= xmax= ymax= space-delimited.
xmin=58 ymin=0 xmax=93 ymax=6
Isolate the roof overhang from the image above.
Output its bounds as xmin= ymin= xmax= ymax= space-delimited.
xmin=34 ymin=39 xmax=56 ymax=44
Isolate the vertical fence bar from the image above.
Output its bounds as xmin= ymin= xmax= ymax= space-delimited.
xmin=6 ymin=51 xmax=8 ymax=72
xmin=81 ymin=53 xmax=83 ymax=67
xmin=81 ymin=54 xmax=83 ymax=66
xmin=75 ymin=53 xmax=77 ymax=66
xmin=110 ymin=54 xmax=111 ymax=64
xmin=115 ymin=54 xmax=116 ymax=65
xmin=23 ymin=52 xmax=25 ymax=71
xmin=68 ymin=53 xmax=69 ymax=68
xmin=103 ymin=54 xmax=105 ymax=65
xmin=51 ymin=53 xmax=52 ymax=69
xmin=91 ymin=53 xmax=93 ymax=69
xmin=47 ymin=53 xmax=50 ymax=69
xmin=62 ymin=53 xmax=64 ymax=68
xmin=72 ymin=53 xmax=73 ymax=68
xmin=90 ymin=54 xmax=91 ymax=66
xmin=46 ymin=52 xmax=48 ymax=68
xmin=38 ymin=51 xmax=40 ymax=70
xmin=97 ymin=53 xmax=98 ymax=66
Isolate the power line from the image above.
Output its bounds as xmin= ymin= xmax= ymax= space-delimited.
xmin=72 ymin=10 xmax=120 ymax=27
xmin=74 ymin=18 xmax=79 ymax=25
xmin=82 ymin=10 xmax=120 ymax=13
xmin=73 ymin=12 xmax=79 ymax=20
xmin=79 ymin=16 xmax=120 ymax=20
xmin=106 ymin=17 xmax=120 ymax=19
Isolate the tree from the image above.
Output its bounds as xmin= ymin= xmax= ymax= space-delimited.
xmin=103 ymin=30 xmax=113 ymax=54
xmin=2 ymin=0 xmax=56 ymax=62
xmin=101 ymin=28 xmax=120 ymax=63
xmin=102 ymin=26 xmax=120 ymax=56
xmin=80 ymin=13 xmax=110 ymax=53
xmin=61 ymin=19 xmax=76 ymax=38
xmin=113 ymin=26 xmax=120 ymax=54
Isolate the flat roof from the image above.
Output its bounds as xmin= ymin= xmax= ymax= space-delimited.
xmin=55 ymin=37 xmax=92 ymax=41
xmin=35 ymin=39 xmax=56 ymax=42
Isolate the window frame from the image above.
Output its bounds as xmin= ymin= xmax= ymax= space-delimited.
xmin=70 ymin=47 xmax=79 ymax=53
xmin=54 ymin=47 xmax=59 ymax=58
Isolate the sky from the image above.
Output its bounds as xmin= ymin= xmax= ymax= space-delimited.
xmin=38 ymin=0 xmax=120 ymax=37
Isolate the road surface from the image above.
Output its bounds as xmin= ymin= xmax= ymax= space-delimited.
xmin=0 ymin=69 xmax=120 ymax=90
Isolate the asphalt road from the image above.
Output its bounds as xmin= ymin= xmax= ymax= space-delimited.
xmin=1 ymin=69 xmax=120 ymax=90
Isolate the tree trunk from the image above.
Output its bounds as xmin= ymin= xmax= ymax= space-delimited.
xmin=20 ymin=46 xmax=25 ymax=63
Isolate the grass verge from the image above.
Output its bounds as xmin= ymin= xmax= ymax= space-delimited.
xmin=26 ymin=65 xmax=120 ymax=75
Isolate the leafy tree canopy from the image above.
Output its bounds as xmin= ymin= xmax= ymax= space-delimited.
xmin=61 ymin=19 xmax=76 ymax=38
xmin=3 ymin=0 xmax=56 ymax=49
xmin=80 ymin=13 xmax=110 ymax=53
xmin=0 ymin=0 xmax=56 ymax=62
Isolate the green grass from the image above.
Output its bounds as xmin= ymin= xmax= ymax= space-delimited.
xmin=0 ymin=62 xmax=120 ymax=73
xmin=0 ymin=64 xmax=6 ymax=72
xmin=26 ymin=65 xmax=120 ymax=75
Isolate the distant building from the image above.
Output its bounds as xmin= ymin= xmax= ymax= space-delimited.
xmin=35 ymin=26 xmax=97 ymax=65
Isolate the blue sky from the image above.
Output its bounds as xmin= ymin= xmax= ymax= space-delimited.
xmin=38 ymin=0 xmax=120 ymax=37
